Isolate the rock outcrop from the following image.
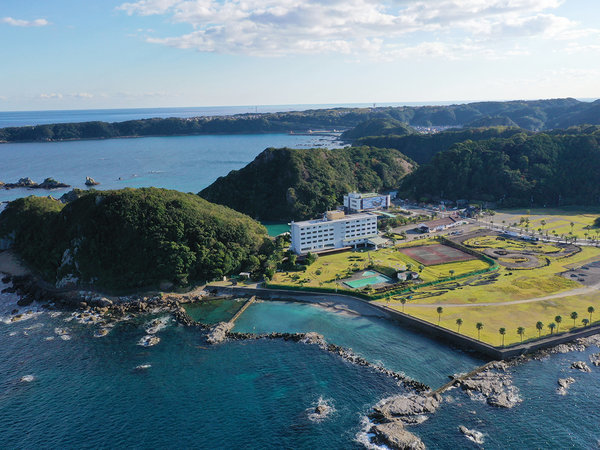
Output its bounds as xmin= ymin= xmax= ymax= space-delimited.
xmin=85 ymin=176 xmax=100 ymax=186
xmin=459 ymin=425 xmax=484 ymax=444
xmin=570 ymin=361 xmax=591 ymax=372
xmin=2 ymin=177 xmax=70 ymax=190
xmin=589 ymin=353 xmax=600 ymax=366
xmin=556 ymin=377 xmax=575 ymax=395
xmin=372 ymin=421 xmax=426 ymax=450
xmin=456 ymin=362 xmax=521 ymax=408
xmin=372 ymin=393 xmax=441 ymax=425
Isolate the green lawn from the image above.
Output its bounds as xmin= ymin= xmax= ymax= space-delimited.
xmin=271 ymin=240 xmax=490 ymax=290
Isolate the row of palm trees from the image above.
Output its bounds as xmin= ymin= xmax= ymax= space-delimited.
xmin=435 ymin=306 xmax=596 ymax=345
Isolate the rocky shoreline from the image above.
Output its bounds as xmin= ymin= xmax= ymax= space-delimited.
xmin=1 ymin=272 xmax=208 ymax=324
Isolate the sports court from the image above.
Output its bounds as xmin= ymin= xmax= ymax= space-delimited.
xmin=400 ymin=244 xmax=475 ymax=266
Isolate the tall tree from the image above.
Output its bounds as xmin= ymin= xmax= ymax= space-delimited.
xmin=570 ymin=311 xmax=579 ymax=327
xmin=499 ymin=327 xmax=506 ymax=346
xmin=456 ymin=318 xmax=463 ymax=333
xmin=436 ymin=306 xmax=443 ymax=325
xmin=536 ymin=321 xmax=544 ymax=337
xmin=517 ymin=326 xmax=525 ymax=342
xmin=476 ymin=322 xmax=484 ymax=341
xmin=555 ymin=315 xmax=562 ymax=332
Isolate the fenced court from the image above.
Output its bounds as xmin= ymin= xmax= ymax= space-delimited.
xmin=400 ymin=244 xmax=475 ymax=266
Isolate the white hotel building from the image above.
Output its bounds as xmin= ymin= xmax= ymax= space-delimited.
xmin=290 ymin=211 xmax=378 ymax=255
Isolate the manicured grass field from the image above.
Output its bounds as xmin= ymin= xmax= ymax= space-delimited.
xmin=374 ymin=218 xmax=600 ymax=347
xmin=271 ymin=240 xmax=491 ymax=290
xmin=386 ymin=292 xmax=600 ymax=346
xmin=463 ymin=236 xmax=561 ymax=254
xmin=495 ymin=208 xmax=600 ymax=239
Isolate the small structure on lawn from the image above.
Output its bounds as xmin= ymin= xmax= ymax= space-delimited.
xmin=397 ymin=271 xmax=420 ymax=282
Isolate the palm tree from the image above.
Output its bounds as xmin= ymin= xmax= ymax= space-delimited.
xmin=406 ymin=263 xmax=413 ymax=271
xmin=548 ymin=322 xmax=556 ymax=334
xmin=456 ymin=318 xmax=463 ymax=333
xmin=570 ymin=221 xmax=575 ymax=234
xmin=555 ymin=315 xmax=562 ymax=332
xmin=517 ymin=326 xmax=525 ymax=342
xmin=400 ymin=297 xmax=407 ymax=313
xmin=476 ymin=322 xmax=484 ymax=341
xmin=436 ymin=306 xmax=443 ymax=325
xmin=499 ymin=327 xmax=506 ymax=346
xmin=449 ymin=269 xmax=455 ymax=277
xmin=588 ymin=306 xmax=595 ymax=323
xmin=570 ymin=311 xmax=578 ymax=327
xmin=418 ymin=264 xmax=424 ymax=273
xmin=536 ymin=321 xmax=544 ymax=337
xmin=582 ymin=318 xmax=590 ymax=327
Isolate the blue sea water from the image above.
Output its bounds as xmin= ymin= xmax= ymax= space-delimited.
xmin=3 ymin=286 xmax=600 ymax=449
xmin=0 ymin=133 xmax=343 ymax=204
xmin=2 ymin=109 xmax=600 ymax=448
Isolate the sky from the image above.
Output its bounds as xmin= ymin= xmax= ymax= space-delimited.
xmin=1 ymin=0 xmax=599 ymax=111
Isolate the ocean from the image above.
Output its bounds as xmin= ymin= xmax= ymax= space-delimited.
xmin=1 ymin=108 xmax=600 ymax=448
xmin=2 ymin=287 xmax=600 ymax=448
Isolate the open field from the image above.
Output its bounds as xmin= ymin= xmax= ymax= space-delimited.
xmin=271 ymin=240 xmax=491 ymax=290
xmin=463 ymin=236 xmax=561 ymax=254
xmin=388 ymin=292 xmax=600 ymax=346
xmin=493 ymin=208 xmax=600 ymax=239
xmin=375 ymin=216 xmax=600 ymax=346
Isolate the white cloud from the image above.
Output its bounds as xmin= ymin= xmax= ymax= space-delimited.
xmin=71 ymin=93 xmax=95 ymax=99
xmin=39 ymin=93 xmax=63 ymax=99
xmin=1 ymin=17 xmax=49 ymax=27
xmin=117 ymin=0 xmax=597 ymax=58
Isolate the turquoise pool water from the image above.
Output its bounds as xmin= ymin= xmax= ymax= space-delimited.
xmin=344 ymin=271 xmax=393 ymax=289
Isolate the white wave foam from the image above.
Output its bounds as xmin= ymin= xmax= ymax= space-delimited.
xmin=355 ymin=416 xmax=388 ymax=450
xmin=138 ymin=335 xmax=160 ymax=347
xmin=307 ymin=396 xmax=335 ymax=422
xmin=145 ymin=316 xmax=171 ymax=334
xmin=20 ymin=375 xmax=35 ymax=383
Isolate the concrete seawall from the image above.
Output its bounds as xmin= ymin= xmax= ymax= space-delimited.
xmin=208 ymin=285 xmax=600 ymax=360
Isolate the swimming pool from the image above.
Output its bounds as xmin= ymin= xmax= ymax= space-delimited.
xmin=344 ymin=271 xmax=393 ymax=289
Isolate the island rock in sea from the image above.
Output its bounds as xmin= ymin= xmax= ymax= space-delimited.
xmin=85 ymin=176 xmax=100 ymax=186
xmin=2 ymin=177 xmax=70 ymax=190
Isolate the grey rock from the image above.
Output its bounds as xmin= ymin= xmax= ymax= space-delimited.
xmin=459 ymin=425 xmax=484 ymax=444
xmin=373 ymin=421 xmax=426 ymax=450
xmin=556 ymin=377 xmax=575 ymax=395
xmin=373 ymin=393 xmax=441 ymax=425
xmin=85 ymin=176 xmax=100 ymax=186
xmin=589 ymin=353 xmax=600 ymax=366
xmin=570 ymin=361 xmax=592 ymax=372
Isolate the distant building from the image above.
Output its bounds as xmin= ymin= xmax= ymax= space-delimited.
xmin=417 ymin=216 xmax=464 ymax=233
xmin=397 ymin=271 xmax=420 ymax=282
xmin=290 ymin=211 xmax=378 ymax=254
xmin=343 ymin=192 xmax=391 ymax=213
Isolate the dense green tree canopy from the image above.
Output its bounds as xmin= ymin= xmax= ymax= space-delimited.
xmin=0 ymin=188 xmax=269 ymax=290
xmin=199 ymin=146 xmax=414 ymax=221
xmin=1 ymin=98 xmax=599 ymax=143
xmin=399 ymin=129 xmax=600 ymax=206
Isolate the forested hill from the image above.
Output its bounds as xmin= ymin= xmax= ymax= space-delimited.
xmin=0 ymin=98 xmax=598 ymax=143
xmin=398 ymin=128 xmax=600 ymax=206
xmin=199 ymin=146 xmax=414 ymax=221
xmin=340 ymin=118 xmax=416 ymax=140
xmin=0 ymin=188 xmax=270 ymax=290
xmin=355 ymin=127 xmax=527 ymax=164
